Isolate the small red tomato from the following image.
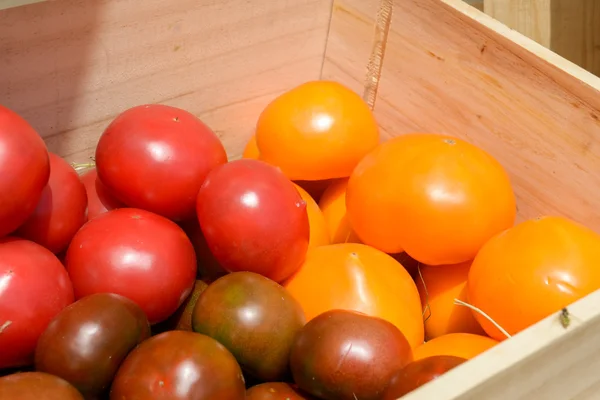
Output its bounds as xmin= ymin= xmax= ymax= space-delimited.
xmin=95 ymin=104 xmax=228 ymax=221
xmin=79 ymin=168 xmax=123 ymax=221
xmin=0 ymin=105 xmax=50 ymax=238
xmin=15 ymin=153 xmax=87 ymax=254
xmin=196 ymin=159 xmax=309 ymax=283
xmin=65 ymin=208 xmax=197 ymax=324
xmin=0 ymin=238 xmax=74 ymax=369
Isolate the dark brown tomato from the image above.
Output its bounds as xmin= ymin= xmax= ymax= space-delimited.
xmin=179 ymin=218 xmax=228 ymax=282
xmin=65 ymin=208 xmax=197 ymax=324
xmin=110 ymin=331 xmax=246 ymax=400
xmin=290 ymin=309 xmax=413 ymax=400
xmin=80 ymin=167 xmax=124 ymax=221
xmin=0 ymin=372 xmax=83 ymax=400
xmin=382 ymin=355 xmax=467 ymax=399
xmin=152 ymin=279 xmax=209 ymax=334
xmin=95 ymin=104 xmax=228 ymax=221
xmin=247 ymin=382 xmax=317 ymax=400
xmin=0 ymin=238 xmax=74 ymax=370
xmin=0 ymin=105 xmax=50 ymax=238
xmin=34 ymin=293 xmax=151 ymax=398
xmin=15 ymin=153 xmax=87 ymax=254
xmin=192 ymin=271 xmax=306 ymax=382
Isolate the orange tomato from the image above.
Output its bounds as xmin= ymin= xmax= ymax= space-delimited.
xmin=346 ymin=133 xmax=516 ymax=265
xmin=416 ymin=262 xmax=485 ymax=340
xmin=318 ymin=178 xmax=361 ymax=244
xmin=293 ymin=183 xmax=330 ymax=249
xmin=244 ymin=134 xmax=332 ymax=203
xmin=468 ymin=215 xmax=600 ymax=341
xmin=255 ymin=81 xmax=380 ymax=181
xmin=413 ymin=333 xmax=498 ymax=361
xmin=284 ymin=243 xmax=424 ymax=348
xmin=242 ymin=135 xmax=260 ymax=160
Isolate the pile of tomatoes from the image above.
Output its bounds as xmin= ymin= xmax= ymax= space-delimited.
xmin=1 ymin=79 xmax=600 ymax=400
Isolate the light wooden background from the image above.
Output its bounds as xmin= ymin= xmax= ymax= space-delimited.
xmin=466 ymin=0 xmax=599 ymax=77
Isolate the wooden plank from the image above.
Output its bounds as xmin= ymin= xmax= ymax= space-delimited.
xmin=402 ymin=288 xmax=600 ymax=399
xmin=0 ymin=0 xmax=45 ymax=11
xmin=464 ymin=0 xmax=483 ymax=11
xmin=322 ymin=0 xmax=600 ymax=397
xmin=483 ymin=0 xmax=551 ymax=47
xmin=550 ymin=0 xmax=600 ymax=77
xmin=484 ymin=0 xmax=600 ymax=76
xmin=0 ymin=0 xmax=333 ymax=162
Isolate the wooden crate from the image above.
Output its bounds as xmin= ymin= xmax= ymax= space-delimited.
xmin=484 ymin=0 xmax=600 ymax=76
xmin=2 ymin=0 xmax=600 ymax=398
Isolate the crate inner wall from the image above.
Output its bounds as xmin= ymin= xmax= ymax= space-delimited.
xmin=0 ymin=0 xmax=333 ymax=162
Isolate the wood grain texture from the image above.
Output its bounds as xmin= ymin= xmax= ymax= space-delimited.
xmin=464 ymin=0 xmax=483 ymax=11
xmin=323 ymin=0 xmax=600 ymax=398
xmin=484 ymin=0 xmax=551 ymax=47
xmin=322 ymin=0 xmax=600 ymax=234
xmin=0 ymin=0 xmax=333 ymax=162
xmin=484 ymin=0 xmax=600 ymax=76
xmin=550 ymin=0 xmax=600 ymax=77
xmin=0 ymin=0 xmax=45 ymax=11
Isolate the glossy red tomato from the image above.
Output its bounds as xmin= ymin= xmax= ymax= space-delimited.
xmin=95 ymin=104 xmax=228 ymax=221
xmin=15 ymin=153 xmax=87 ymax=254
xmin=0 ymin=238 xmax=74 ymax=369
xmin=65 ymin=208 xmax=197 ymax=324
xmin=0 ymin=105 xmax=50 ymax=238
xmin=79 ymin=168 xmax=123 ymax=221
xmin=196 ymin=159 xmax=310 ymax=283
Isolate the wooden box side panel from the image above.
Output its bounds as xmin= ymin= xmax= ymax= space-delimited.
xmin=321 ymin=0 xmax=600 ymax=232
xmin=0 ymin=0 xmax=333 ymax=162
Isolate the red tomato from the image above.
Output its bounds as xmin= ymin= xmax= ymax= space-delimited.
xmin=95 ymin=104 xmax=228 ymax=221
xmin=65 ymin=208 xmax=197 ymax=324
xmin=0 ymin=105 xmax=50 ymax=238
xmin=79 ymin=168 xmax=124 ymax=221
xmin=178 ymin=218 xmax=228 ymax=283
xmin=15 ymin=153 xmax=87 ymax=254
xmin=0 ymin=238 xmax=74 ymax=369
xmin=196 ymin=159 xmax=310 ymax=283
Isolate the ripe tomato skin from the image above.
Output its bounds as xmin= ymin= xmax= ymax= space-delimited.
xmin=255 ymin=80 xmax=380 ymax=181
xmin=246 ymin=382 xmax=317 ymax=400
xmin=34 ymin=293 xmax=151 ymax=398
xmin=346 ymin=133 xmax=516 ymax=265
xmin=110 ymin=331 xmax=246 ymax=399
xmin=412 ymin=333 xmax=498 ymax=361
xmin=468 ymin=215 xmax=600 ymax=340
xmin=284 ymin=243 xmax=424 ymax=349
xmin=65 ymin=208 xmax=197 ymax=324
xmin=196 ymin=159 xmax=310 ymax=283
xmin=15 ymin=153 xmax=87 ymax=254
xmin=0 ymin=372 xmax=84 ymax=400
xmin=382 ymin=356 xmax=467 ymax=399
xmin=0 ymin=238 xmax=75 ymax=369
xmin=95 ymin=104 xmax=228 ymax=221
xmin=79 ymin=168 xmax=124 ymax=220
xmin=0 ymin=105 xmax=50 ymax=238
